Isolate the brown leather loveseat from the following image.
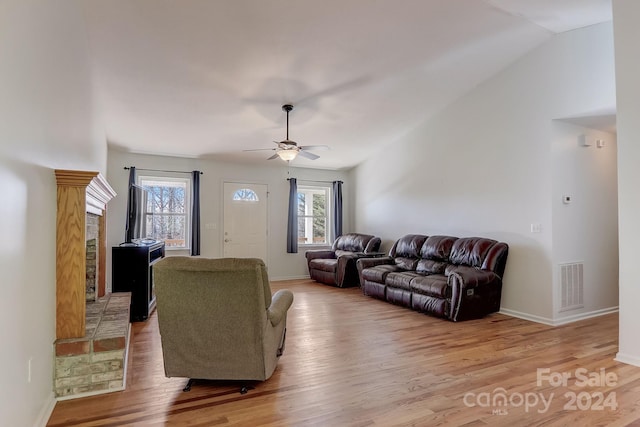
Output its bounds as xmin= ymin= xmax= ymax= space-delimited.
xmin=357 ymin=234 xmax=508 ymax=321
xmin=305 ymin=233 xmax=382 ymax=287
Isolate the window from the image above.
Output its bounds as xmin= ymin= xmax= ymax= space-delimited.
xmin=139 ymin=176 xmax=191 ymax=249
xmin=297 ymin=185 xmax=331 ymax=245
xmin=232 ymin=188 xmax=259 ymax=202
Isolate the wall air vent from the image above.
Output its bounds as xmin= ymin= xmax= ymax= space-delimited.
xmin=559 ymin=262 xmax=584 ymax=311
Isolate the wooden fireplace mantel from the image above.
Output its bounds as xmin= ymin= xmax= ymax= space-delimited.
xmin=55 ymin=169 xmax=116 ymax=340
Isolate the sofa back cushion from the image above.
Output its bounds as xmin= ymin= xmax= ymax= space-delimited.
xmin=481 ymin=242 xmax=509 ymax=277
xmin=390 ymin=234 xmax=428 ymax=270
xmin=420 ymin=235 xmax=457 ymax=260
xmin=449 ymin=237 xmax=500 ymax=270
xmin=414 ymin=235 xmax=456 ymax=274
xmin=332 ymin=233 xmax=375 ymax=253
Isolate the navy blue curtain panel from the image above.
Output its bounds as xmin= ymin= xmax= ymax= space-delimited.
xmin=287 ymin=178 xmax=298 ymax=253
xmin=332 ymin=180 xmax=343 ymax=240
xmin=125 ymin=166 xmax=136 ymax=243
xmin=191 ymin=171 xmax=201 ymax=256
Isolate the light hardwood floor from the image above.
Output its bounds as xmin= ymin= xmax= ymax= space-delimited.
xmin=48 ymin=280 xmax=640 ymax=426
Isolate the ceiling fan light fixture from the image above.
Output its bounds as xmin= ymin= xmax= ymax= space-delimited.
xmin=277 ymin=150 xmax=298 ymax=161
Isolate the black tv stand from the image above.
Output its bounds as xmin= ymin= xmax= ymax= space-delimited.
xmin=112 ymin=241 xmax=165 ymax=321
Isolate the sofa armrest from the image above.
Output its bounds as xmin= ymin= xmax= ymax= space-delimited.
xmin=334 ymin=253 xmax=359 ymax=286
xmin=357 ymin=256 xmax=393 ymax=271
xmin=305 ymin=250 xmax=336 ymax=261
xmin=267 ymin=289 xmax=294 ymax=327
xmin=356 ymin=256 xmax=392 ymax=277
xmin=448 ymin=269 xmax=502 ymax=321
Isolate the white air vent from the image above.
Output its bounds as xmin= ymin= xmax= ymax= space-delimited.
xmin=559 ymin=262 xmax=584 ymax=311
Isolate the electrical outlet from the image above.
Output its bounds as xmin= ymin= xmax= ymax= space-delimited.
xmin=531 ymin=223 xmax=542 ymax=233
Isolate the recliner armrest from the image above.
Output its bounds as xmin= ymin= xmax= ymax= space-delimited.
xmin=449 ymin=269 xmax=500 ymax=289
xmin=448 ymin=269 xmax=501 ymax=321
xmin=305 ymin=250 xmax=336 ymax=261
xmin=267 ymin=289 xmax=294 ymax=326
xmin=334 ymin=253 xmax=359 ymax=285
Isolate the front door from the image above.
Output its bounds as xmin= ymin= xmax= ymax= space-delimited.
xmin=222 ymin=182 xmax=268 ymax=262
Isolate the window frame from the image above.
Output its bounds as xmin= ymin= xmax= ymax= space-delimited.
xmin=297 ymin=183 xmax=332 ymax=247
xmin=138 ymin=174 xmax=192 ymax=251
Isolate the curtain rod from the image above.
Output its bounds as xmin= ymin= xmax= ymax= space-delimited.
xmin=287 ymin=178 xmax=343 ymax=184
xmin=124 ymin=167 xmax=203 ymax=175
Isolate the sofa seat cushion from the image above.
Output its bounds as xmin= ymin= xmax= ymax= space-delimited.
xmin=387 ymin=287 xmax=412 ymax=307
xmin=412 ymin=294 xmax=448 ymax=318
xmin=410 ymin=274 xmax=450 ymax=298
xmin=386 ymin=271 xmax=422 ymax=290
xmin=362 ymin=281 xmax=387 ymax=299
xmin=309 ymin=258 xmax=338 ymax=273
xmin=361 ymin=264 xmax=400 ymax=282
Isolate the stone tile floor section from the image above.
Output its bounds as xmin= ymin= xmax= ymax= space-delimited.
xmin=54 ymin=292 xmax=131 ymax=398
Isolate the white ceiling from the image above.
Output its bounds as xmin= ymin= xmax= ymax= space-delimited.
xmin=81 ymin=0 xmax=612 ymax=170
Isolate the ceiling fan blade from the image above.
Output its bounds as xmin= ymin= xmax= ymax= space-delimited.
xmin=243 ymin=148 xmax=276 ymax=152
xmin=299 ymin=145 xmax=330 ymax=151
xmin=267 ymin=153 xmax=280 ymax=160
xmin=298 ymin=150 xmax=320 ymax=160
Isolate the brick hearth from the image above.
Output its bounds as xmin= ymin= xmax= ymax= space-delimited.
xmin=54 ymin=292 xmax=131 ymax=399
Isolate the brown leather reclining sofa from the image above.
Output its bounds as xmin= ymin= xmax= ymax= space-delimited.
xmin=357 ymin=234 xmax=508 ymax=321
xmin=305 ymin=233 xmax=382 ymax=287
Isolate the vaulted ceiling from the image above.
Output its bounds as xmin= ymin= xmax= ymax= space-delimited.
xmin=82 ymin=0 xmax=612 ymax=170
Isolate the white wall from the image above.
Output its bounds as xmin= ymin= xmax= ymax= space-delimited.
xmin=0 ymin=1 xmax=107 ymax=426
xmin=351 ymin=22 xmax=616 ymax=323
xmin=613 ymin=0 xmax=640 ymax=366
xmin=107 ymin=149 xmax=351 ymax=283
xmin=551 ymin=122 xmax=618 ymax=322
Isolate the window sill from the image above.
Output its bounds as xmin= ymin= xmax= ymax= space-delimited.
xmin=165 ymin=247 xmax=190 ymax=252
xmin=299 ymin=243 xmax=332 ymax=249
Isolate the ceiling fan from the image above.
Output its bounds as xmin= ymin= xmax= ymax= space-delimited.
xmin=244 ymin=104 xmax=329 ymax=162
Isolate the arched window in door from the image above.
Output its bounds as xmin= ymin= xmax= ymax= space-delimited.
xmin=232 ymin=188 xmax=259 ymax=202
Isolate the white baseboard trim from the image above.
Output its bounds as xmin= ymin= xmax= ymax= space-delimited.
xmin=34 ymin=392 xmax=56 ymax=427
xmin=552 ymin=307 xmax=619 ymax=326
xmin=500 ymin=306 xmax=619 ymax=326
xmin=271 ymin=275 xmax=310 ymax=282
xmin=499 ymin=309 xmax=555 ymax=325
xmin=615 ymin=352 xmax=640 ymax=367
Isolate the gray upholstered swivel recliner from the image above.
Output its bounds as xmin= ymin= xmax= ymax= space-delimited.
xmin=154 ymin=257 xmax=293 ymax=386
